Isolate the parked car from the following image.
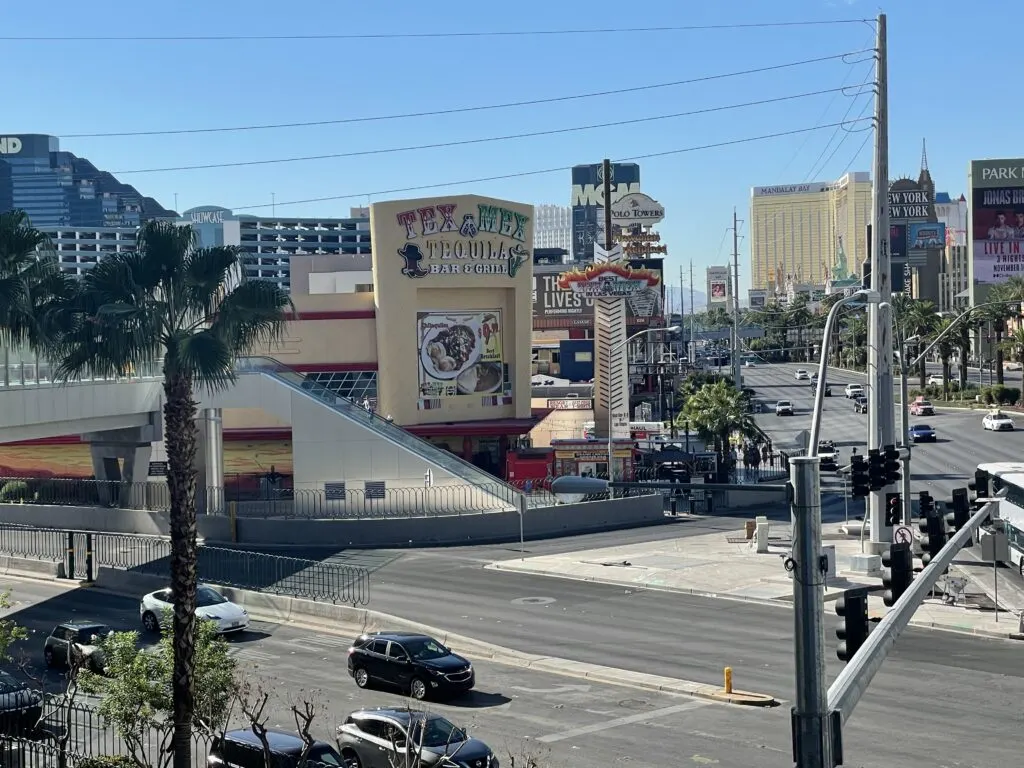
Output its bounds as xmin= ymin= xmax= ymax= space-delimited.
xmin=927 ymin=374 xmax=943 ymax=386
xmin=909 ymin=398 xmax=935 ymax=416
xmin=207 ymin=727 xmax=344 ymax=768
xmin=775 ymin=400 xmax=794 ymax=416
xmin=908 ymin=424 xmax=937 ymax=442
xmin=845 ymin=383 xmax=864 ymax=399
xmin=337 ymin=707 xmax=496 ymax=768
xmin=983 ymin=410 xmax=1015 ymax=432
xmin=0 ymin=670 xmax=43 ymax=736
xmin=1005 ymin=361 xmax=1023 ymax=371
xmin=854 ymin=396 xmax=868 ymax=414
xmin=817 ymin=441 xmax=838 ymax=470
xmin=347 ymin=632 xmax=475 ymax=701
xmin=43 ymin=621 xmax=111 ymax=673
xmin=140 ymin=585 xmax=249 ymax=635
xmin=795 ymin=369 xmax=810 ymax=380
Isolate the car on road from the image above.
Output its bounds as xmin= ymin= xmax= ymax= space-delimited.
xmin=43 ymin=621 xmax=112 ymax=673
xmin=0 ymin=670 xmax=43 ymax=736
xmin=140 ymin=584 xmax=250 ymax=635
xmin=908 ymin=424 xmax=937 ymax=442
xmin=207 ymin=727 xmax=344 ymax=768
xmin=337 ymin=707 xmax=496 ymax=768
xmin=347 ymin=632 xmax=475 ymax=701
xmin=1005 ymin=361 xmax=1023 ymax=371
xmin=794 ymin=369 xmax=810 ymax=380
xmin=854 ymin=396 xmax=868 ymax=414
xmin=845 ymin=383 xmax=864 ymax=399
xmin=743 ymin=360 xmax=756 ymax=368
xmin=775 ymin=400 xmax=794 ymax=416
xmin=927 ymin=374 xmax=943 ymax=386
xmin=909 ymin=398 xmax=935 ymax=416
xmin=983 ymin=410 xmax=1015 ymax=432
xmin=817 ymin=441 xmax=839 ymax=470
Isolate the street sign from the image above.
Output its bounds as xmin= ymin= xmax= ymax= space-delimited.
xmin=893 ymin=525 xmax=914 ymax=545
xmin=981 ymin=530 xmax=1010 ymax=562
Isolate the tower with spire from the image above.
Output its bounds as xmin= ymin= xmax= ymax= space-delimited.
xmin=918 ymin=138 xmax=935 ymax=201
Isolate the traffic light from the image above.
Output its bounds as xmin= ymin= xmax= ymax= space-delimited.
xmin=884 ymin=493 xmax=902 ymax=527
xmin=881 ymin=543 xmax=913 ymax=607
xmin=849 ymin=455 xmax=870 ymax=498
xmin=835 ymin=590 xmax=870 ymax=662
xmin=867 ymin=449 xmax=886 ymax=491
xmin=968 ymin=469 xmax=989 ymax=509
xmin=883 ymin=444 xmax=901 ymax=485
xmin=918 ymin=492 xmax=946 ymax=566
xmin=951 ymin=487 xmax=971 ymax=535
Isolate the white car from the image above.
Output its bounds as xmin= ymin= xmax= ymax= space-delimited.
xmin=845 ymin=384 xmax=864 ymax=399
xmin=795 ymin=370 xmax=810 ymax=380
xmin=927 ymin=374 xmax=943 ymax=386
xmin=140 ymin=584 xmax=250 ymax=635
xmin=982 ymin=412 xmax=1015 ymax=432
xmin=1005 ymin=361 xmax=1023 ymax=371
xmin=776 ymin=400 xmax=794 ymax=416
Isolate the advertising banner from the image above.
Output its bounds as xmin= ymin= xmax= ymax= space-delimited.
xmin=533 ymin=259 xmax=664 ymax=328
xmin=557 ymin=263 xmax=660 ymax=299
xmin=710 ymin=281 xmax=727 ymax=300
xmin=890 ymin=224 xmax=907 ymax=261
xmin=908 ymin=222 xmax=946 ymax=251
xmin=416 ymin=310 xmax=511 ymax=409
xmin=971 ymin=184 xmax=1024 ymax=284
xmin=571 ymin=163 xmax=641 ymax=261
xmin=748 ymin=289 xmax=768 ymax=308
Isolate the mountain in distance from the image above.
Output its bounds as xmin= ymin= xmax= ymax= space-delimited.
xmin=664 ymin=286 xmax=708 ymax=314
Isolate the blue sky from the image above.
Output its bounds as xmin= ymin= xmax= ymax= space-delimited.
xmin=4 ymin=0 xmax=1012 ymax=294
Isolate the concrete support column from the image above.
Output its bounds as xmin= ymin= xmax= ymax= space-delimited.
xmin=84 ymin=418 xmax=160 ymax=509
xmin=194 ymin=408 xmax=224 ymax=515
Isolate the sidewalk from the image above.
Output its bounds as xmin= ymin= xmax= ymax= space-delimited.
xmin=488 ymin=519 xmax=1024 ymax=641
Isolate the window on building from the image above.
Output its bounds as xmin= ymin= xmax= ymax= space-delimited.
xmin=355 ymin=284 xmax=374 ymax=293
xmin=305 ymin=371 xmax=378 ymax=401
xmin=575 ymin=351 xmax=593 ymax=362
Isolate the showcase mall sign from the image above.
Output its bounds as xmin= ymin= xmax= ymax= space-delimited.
xmin=557 ymin=263 xmax=660 ymax=298
xmin=395 ymin=202 xmax=530 ymax=280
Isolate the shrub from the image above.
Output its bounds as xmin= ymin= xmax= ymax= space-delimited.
xmin=982 ymin=385 xmax=1021 ymax=405
xmin=76 ymin=757 xmax=136 ymax=768
xmin=0 ymin=480 xmax=32 ymax=502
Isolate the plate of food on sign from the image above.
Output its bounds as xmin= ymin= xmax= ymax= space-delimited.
xmin=421 ymin=314 xmax=503 ymax=395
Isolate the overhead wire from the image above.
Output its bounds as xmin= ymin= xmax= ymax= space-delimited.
xmin=114 ymin=86 xmax=865 ymax=175
xmin=230 ymin=118 xmax=873 ymax=211
xmin=64 ymin=50 xmax=872 ymax=139
xmin=803 ymin=65 xmax=876 ymax=180
xmin=1 ymin=20 xmax=873 ymax=42
xmin=809 ymin=97 xmax=874 ymax=178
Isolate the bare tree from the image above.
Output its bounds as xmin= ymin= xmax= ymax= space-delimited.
xmin=17 ymin=641 xmax=89 ymax=768
xmin=234 ymin=675 xmax=326 ymax=768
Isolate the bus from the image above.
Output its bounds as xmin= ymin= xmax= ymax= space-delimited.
xmin=975 ymin=462 xmax=1024 ymax=575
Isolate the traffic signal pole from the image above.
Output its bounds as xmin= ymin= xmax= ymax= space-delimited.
xmin=867 ymin=12 xmax=894 ymax=555
xmin=828 ymin=502 xmax=994 ymax=729
xmin=789 ymin=456 xmax=835 ymax=768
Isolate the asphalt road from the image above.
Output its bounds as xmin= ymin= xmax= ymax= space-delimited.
xmin=0 ymin=579 xmax=784 ymax=768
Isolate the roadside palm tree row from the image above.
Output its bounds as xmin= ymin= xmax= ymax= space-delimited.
xmin=0 ymin=210 xmax=291 ymax=768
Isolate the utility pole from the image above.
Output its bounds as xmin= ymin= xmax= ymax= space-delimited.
xmin=689 ymin=260 xmax=696 ymax=364
xmin=732 ymin=209 xmax=744 ymax=388
xmin=867 ymin=13 xmax=893 ymax=554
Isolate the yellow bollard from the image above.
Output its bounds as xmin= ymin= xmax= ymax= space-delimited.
xmin=724 ymin=666 xmax=733 ymax=694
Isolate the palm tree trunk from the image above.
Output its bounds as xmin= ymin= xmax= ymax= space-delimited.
xmin=958 ymin=328 xmax=969 ymax=391
xmin=165 ymin=369 xmax=199 ymax=768
xmin=918 ymin=356 xmax=926 ymax=390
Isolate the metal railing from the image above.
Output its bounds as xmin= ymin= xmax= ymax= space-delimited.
xmin=0 ymin=476 xmax=515 ymax=519
xmin=0 ymin=525 xmax=371 ymax=606
xmin=235 ymin=356 xmax=524 ymax=508
xmin=0 ymin=353 xmax=164 ymax=389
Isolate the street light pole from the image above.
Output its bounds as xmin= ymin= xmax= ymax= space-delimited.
xmin=607 ymin=326 xmax=681 ymax=495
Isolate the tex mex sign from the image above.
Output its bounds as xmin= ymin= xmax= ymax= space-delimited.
xmin=395 ymin=202 xmax=530 ymax=280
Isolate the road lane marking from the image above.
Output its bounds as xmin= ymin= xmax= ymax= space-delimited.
xmin=229 ymin=647 xmax=278 ymax=664
xmin=536 ymin=700 xmax=712 ymax=743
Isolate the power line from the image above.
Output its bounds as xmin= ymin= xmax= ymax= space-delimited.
xmin=840 ymin=132 xmax=873 ymax=177
xmin=2 ymin=20 xmax=872 ymax=42
xmin=115 ymin=86 xmax=859 ymax=175
xmin=230 ymin=118 xmax=873 ymax=211
xmin=810 ymin=97 xmax=873 ymax=178
xmin=64 ymin=50 xmax=871 ymax=139
xmin=803 ymin=67 xmax=876 ymax=181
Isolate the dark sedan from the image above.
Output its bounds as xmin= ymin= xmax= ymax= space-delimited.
xmin=908 ymin=424 xmax=936 ymax=442
xmin=0 ymin=671 xmax=43 ymax=736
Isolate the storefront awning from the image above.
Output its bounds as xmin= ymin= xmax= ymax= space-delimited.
xmin=406 ymin=417 xmax=538 ymax=438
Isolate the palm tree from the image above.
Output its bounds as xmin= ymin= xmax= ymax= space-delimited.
xmin=1001 ymin=326 xmax=1024 ymax=365
xmin=0 ymin=210 xmax=73 ymax=352
xmin=47 ymin=221 xmax=292 ymax=768
xmin=785 ymin=297 xmax=812 ymax=362
xmin=988 ymin=276 xmax=1024 ymax=384
xmin=932 ymin=317 xmax=955 ymax=399
xmin=955 ymin=314 xmax=972 ymax=392
xmin=839 ymin=313 xmax=868 ymax=369
xmin=678 ymin=379 xmax=757 ymax=455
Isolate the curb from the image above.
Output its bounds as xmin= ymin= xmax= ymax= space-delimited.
xmin=79 ymin=569 xmax=781 ymax=707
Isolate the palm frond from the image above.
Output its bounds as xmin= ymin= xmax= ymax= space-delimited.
xmin=184 ymin=247 xmax=241 ymax=320
xmin=173 ymin=330 xmax=235 ymax=392
xmin=207 ymin=279 xmax=293 ymax=356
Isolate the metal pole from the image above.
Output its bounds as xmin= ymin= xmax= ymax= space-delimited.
xmin=994 ymin=556 xmax=999 ymax=623
xmin=868 ymin=12 xmax=894 ymax=554
xmin=690 ymin=260 xmax=695 ymax=363
xmin=899 ymin=356 xmax=912 ymax=524
xmin=732 ymin=208 xmax=743 ymax=388
xmin=829 ymin=501 xmax=992 ymax=725
xmin=790 ymin=456 xmax=832 ymax=768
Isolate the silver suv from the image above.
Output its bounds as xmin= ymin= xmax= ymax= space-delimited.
xmin=775 ymin=400 xmax=794 ymax=416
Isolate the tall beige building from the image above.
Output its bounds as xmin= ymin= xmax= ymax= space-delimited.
xmin=749 ymin=172 xmax=873 ymax=292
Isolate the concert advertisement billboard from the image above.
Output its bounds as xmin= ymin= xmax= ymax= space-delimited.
xmin=969 ymin=159 xmax=1024 ymax=286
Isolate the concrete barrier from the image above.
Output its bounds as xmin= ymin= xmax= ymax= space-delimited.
xmin=1 ymin=495 xmax=664 ymax=549
xmin=0 ymin=555 xmax=63 ymax=579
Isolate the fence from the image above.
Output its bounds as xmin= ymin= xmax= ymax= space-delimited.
xmin=0 ymin=476 xmax=515 ymax=519
xmin=0 ymin=525 xmax=370 ymax=606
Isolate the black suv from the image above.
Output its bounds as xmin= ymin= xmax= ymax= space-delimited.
xmin=337 ymin=707 xmax=497 ymax=768
xmin=207 ymin=727 xmax=344 ymax=768
xmin=0 ymin=670 xmax=43 ymax=736
xmin=347 ymin=632 xmax=474 ymax=701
